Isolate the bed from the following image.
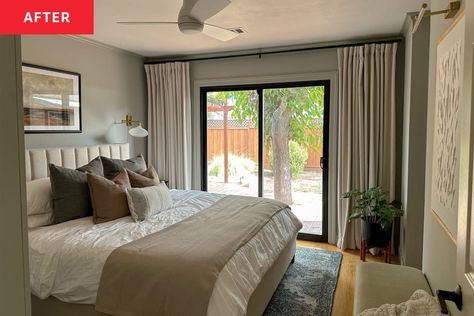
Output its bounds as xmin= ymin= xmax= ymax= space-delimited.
xmin=26 ymin=144 xmax=302 ymax=316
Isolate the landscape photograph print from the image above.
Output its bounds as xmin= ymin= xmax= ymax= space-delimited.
xmin=22 ymin=64 xmax=81 ymax=133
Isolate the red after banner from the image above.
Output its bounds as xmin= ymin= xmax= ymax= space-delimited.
xmin=0 ymin=0 xmax=94 ymax=34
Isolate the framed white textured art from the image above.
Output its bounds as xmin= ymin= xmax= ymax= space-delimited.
xmin=431 ymin=13 xmax=465 ymax=241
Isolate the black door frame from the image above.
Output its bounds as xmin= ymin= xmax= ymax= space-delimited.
xmin=200 ymin=80 xmax=330 ymax=242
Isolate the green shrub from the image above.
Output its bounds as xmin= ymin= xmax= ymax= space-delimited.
xmin=207 ymin=155 xmax=256 ymax=178
xmin=208 ymin=161 xmax=221 ymax=177
xmin=288 ymin=141 xmax=308 ymax=177
xmin=268 ymin=140 xmax=309 ymax=178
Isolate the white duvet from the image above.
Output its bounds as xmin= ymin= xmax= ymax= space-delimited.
xmin=29 ymin=190 xmax=302 ymax=316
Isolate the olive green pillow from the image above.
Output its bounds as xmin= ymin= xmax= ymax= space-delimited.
xmin=101 ymin=155 xmax=147 ymax=179
xmin=49 ymin=157 xmax=105 ymax=224
xmin=77 ymin=156 xmax=104 ymax=176
xmin=49 ymin=164 xmax=93 ymax=224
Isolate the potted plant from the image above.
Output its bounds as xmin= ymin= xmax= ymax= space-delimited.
xmin=342 ymin=186 xmax=403 ymax=248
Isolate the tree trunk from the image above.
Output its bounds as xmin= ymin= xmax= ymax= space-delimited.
xmin=271 ymin=97 xmax=292 ymax=204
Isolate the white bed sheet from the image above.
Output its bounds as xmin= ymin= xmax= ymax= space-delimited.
xmin=29 ymin=190 xmax=301 ymax=316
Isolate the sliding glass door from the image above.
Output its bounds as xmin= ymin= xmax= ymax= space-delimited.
xmin=262 ymin=87 xmax=327 ymax=237
xmin=201 ymin=81 xmax=330 ymax=241
xmin=204 ymin=90 xmax=259 ymax=196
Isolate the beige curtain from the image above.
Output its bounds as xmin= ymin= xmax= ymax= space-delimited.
xmin=335 ymin=43 xmax=397 ymax=249
xmin=145 ymin=62 xmax=191 ymax=189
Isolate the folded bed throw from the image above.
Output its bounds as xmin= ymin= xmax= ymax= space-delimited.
xmin=95 ymin=195 xmax=288 ymax=316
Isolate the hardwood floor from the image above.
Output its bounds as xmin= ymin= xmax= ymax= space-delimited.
xmin=296 ymin=240 xmax=399 ymax=316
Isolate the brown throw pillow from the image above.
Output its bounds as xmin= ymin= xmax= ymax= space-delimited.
xmin=113 ymin=168 xmax=132 ymax=188
xmin=87 ymin=171 xmax=131 ymax=224
xmin=126 ymin=166 xmax=160 ymax=188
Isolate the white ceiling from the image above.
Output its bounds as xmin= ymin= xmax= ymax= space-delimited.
xmin=85 ymin=0 xmax=426 ymax=57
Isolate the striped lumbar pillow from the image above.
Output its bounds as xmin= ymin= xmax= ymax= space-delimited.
xmin=126 ymin=183 xmax=173 ymax=222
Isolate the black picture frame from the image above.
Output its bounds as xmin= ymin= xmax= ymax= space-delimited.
xmin=22 ymin=63 xmax=82 ymax=134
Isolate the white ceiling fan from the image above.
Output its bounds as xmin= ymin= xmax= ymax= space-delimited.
xmin=117 ymin=0 xmax=239 ymax=42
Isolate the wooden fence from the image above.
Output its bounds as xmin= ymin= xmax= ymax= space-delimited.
xmin=207 ymin=127 xmax=322 ymax=169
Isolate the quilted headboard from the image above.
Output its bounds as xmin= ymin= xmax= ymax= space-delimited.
xmin=25 ymin=143 xmax=130 ymax=181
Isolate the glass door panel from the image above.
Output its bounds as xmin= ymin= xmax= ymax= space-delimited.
xmin=263 ymin=86 xmax=325 ymax=236
xmin=206 ymin=90 xmax=259 ymax=196
xmin=202 ymin=82 xmax=329 ymax=241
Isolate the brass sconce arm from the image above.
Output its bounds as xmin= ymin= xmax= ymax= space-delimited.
xmin=122 ymin=113 xmax=141 ymax=127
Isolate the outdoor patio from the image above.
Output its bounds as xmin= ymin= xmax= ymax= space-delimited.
xmin=208 ymin=169 xmax=323 ymax=235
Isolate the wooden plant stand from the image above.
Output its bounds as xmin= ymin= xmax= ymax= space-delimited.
xmin=360 ymin=240 xmax=392 ymax=263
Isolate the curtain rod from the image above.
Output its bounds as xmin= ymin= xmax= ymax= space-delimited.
xmin=144 ymin=37 xmax=402 ymax=65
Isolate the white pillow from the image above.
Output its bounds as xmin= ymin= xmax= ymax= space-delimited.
xmin=126 ymin=183 xmax=173 ymax=222
xmin=27 ymin=178 xmax=54 ymax=228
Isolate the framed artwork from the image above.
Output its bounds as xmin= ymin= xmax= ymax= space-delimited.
xmin=431 ymin=13 xmax=465 ymax=241
xmin=22 ymin=64 xmax=81 ymax=133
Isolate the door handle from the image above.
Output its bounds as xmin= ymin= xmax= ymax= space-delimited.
xmin=320 ymin=156 xmax=324 ymax=170
xmin=437 ymin=285 xmax=463 ymax=314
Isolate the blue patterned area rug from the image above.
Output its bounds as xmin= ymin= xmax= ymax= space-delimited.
xmin=264 ymin=246 xmax=342 ymax=316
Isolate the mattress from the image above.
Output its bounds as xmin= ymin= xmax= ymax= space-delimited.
xmin=29 ymin=190 xmax=302 ymax=316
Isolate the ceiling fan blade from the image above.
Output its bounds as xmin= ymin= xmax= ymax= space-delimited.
xmin=203 ymin=24 xmax=238 ymax=41
xmin=117 ymin=21 xmax=177 ymax=25
xmin=187 ymin=0 xmax=231 ymax=22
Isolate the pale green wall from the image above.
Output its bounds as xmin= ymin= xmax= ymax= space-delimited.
xmin=21 ymin=36 xmax=147 ymax=157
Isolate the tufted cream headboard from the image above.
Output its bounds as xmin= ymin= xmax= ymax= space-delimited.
xmin=25 ymin=143 xmax=130 ymax=181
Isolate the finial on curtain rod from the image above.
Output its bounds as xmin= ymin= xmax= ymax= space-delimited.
xmin=411 ymin=1 xmax=461 ymax=34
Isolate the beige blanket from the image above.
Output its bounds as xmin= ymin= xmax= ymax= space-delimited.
xmin=359 ymin=290 xmax=441 ymax=316
xmin=95 ymin=195 xmax=288 ymax=316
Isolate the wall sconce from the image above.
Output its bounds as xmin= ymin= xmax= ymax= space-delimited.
xmin=122 ymin=113 xmax=148 ymax=138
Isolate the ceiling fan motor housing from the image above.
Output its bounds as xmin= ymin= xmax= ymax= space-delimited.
xmin=178 ymin=15 xmax=204 ymax=34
